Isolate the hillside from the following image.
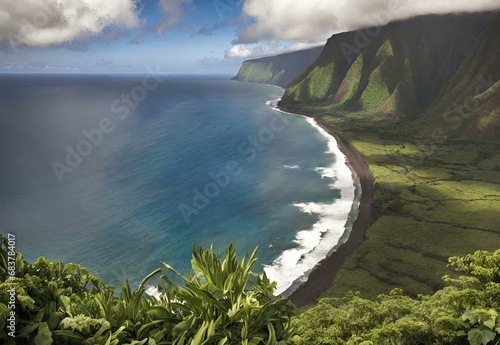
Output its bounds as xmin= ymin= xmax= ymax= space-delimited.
xmin=234 ymin=12 xmax=500 ymax=303
xmin=280 ymin=12 xmax=500 ymax=302
xmin=280 ymin=13 xmax=500 ymax=133
xmin=417 ymin=16 xmax=500 ymax=139
xmin=232 ymin=46 xmax=323 ymax=87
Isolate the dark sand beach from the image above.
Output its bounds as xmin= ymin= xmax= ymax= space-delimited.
xmin=286 ymin=115 xmax=375 ymax=308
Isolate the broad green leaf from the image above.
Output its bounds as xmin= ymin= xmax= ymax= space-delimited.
xmin=127 ymin=340 xmax=148 ymax=345
xmin=52 ymin=330 xmax=84 ymax=340
xmin=172 ymin=319 xmax=193 ymax=336
xmin=191 ymin=321 xmax=209 ymax=345
xmin=467 ymin=328 xmax=497 ymax=345
xmin=148 ymin=306 xmax=174 ymax=319
xmin=19 ymin=323 xmax=40 ymax=337
xmin=45 ymin=312 xmax=61 ymax=330
xmin=94 ymin=320 xmax=111 ymax=338
xmin=483 ymin=318 xmax=496 ymax=330
xmin=249 ymin=337 xmax=264 ymax=345
xmin=34 ymin=323 xmax=53 ymax=345
xmin=217 ymin=337 xmax=228 ymax=345
xmin=479 ymin=328 xmax=497 ymax=345
xmin=266 ymin=323 xmax=276 ymax=345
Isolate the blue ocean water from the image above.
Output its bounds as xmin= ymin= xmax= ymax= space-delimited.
xmin=0 ymin=74 xmax=353 ymax=292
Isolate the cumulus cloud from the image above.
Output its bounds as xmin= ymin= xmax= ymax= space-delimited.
xmin=0 ymin=0 xmax=139 ymax=48
xmin=225 ymin=44 xmax=252 ymax=58
xmin=156 ymin=0 xmax=193 ymax=34
xmin=225 ymin=42 xmax=324 ymax=60
xmin=277 ymin=42 xmax=325 ymax=54
xmin=236 ymin=0 xmax=500 ymax=43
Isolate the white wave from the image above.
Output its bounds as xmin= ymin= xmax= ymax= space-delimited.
xmin=266 ymin=98 xmax=282 ymax=109
xmin=145 ymin=96 xmax=362 ymax=299
xmin=264 ymin=101 xmax=361 ymax=297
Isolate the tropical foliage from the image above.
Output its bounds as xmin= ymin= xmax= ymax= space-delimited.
xmin=0 ymin=236 xmax=293 ymax=344
xmin=2 ymin=233 xmax=499 ymax=344
xmin=290 ymin=249 xmax=500 ymax=345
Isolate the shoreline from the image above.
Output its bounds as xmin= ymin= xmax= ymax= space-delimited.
xmin=282 ymin=110 xmax=375 ymax=308
xmin=263 ymin=99 xmax=361 ymax=297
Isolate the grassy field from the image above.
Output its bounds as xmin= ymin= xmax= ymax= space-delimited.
xmin=289 ymin=105 xmax=500 ymax=300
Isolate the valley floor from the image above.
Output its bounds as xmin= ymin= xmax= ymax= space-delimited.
xmin=281 ymin=104 xmax=500 ymax=303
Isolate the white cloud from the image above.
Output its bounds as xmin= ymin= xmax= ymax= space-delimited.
xmin=225 ymin=42 xmax=324 ymax=60
xmin=225 ymin=44 xmax=252 ymax=58
xmin=278 ymin=42 xmax=326 ymax=54
xmin=0 ymin=0 xmax=139 ymax=47
xmin=236 ymin=0 xmax=500 ymax=43
xmin=156 ymin=0 xmax=193 ymax=34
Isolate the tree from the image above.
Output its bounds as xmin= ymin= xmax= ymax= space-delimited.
xmin=0 ymin=235 xmax=293 ymax=344
xmin=291 ymin=249 xmax=500 ymax=345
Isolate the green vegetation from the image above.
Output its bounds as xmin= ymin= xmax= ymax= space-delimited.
xmin=305 ymin=112 xmax=500 ymax=300
xmin=232 ymin=47 xmax=323 ymax=88
xmin=335 ymin=54 xmax=363 ymax=105
xmin=0 ymin=237 xmax=293 ymax=344
xmin=3 ymin=12 xmax=500 ymax=345
xmin=2 ymin=236 xmax=500 ymax=344
xmin=232 ymin=13 xmax=500 ymax=343
xmin=281 ymin=13 xmax=500 ymax=138
xmin=235 ymin=62 xmax=276 ymax=84
xmin=306 ymin=63 xmax=334 ymax=100
xmin=291 ymin=249 xmax=500 ymax=345
xmin=275 ymin=12 xmax=500 ymax=301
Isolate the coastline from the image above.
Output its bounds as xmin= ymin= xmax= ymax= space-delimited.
xmin=263 ymin=99 xmax=360 ymax=298
xmin=283 ymin=111 xmax=375 ymax=308
xmin=240 ymin=82 xmax=375 ymax=306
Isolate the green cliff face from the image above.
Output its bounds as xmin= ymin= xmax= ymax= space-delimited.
xmin=234 ymin=12 xmax=500 ymax=300
xmin=276 ymin=12 xmax=500 ymax=300
xmin=417 ymin=16 xmax=500 ymax=139
xmin=279 ymin=12 xmax=500 ymax=138
xmin=232 ymin=47 xmax=323 ymax=87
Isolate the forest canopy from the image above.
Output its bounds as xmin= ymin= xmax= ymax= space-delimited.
xmin=1 ymin=235 xmax=499 ymax=345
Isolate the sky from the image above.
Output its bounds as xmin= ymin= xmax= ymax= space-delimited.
xmin=0 ymin=0 xmax=499 ymax=75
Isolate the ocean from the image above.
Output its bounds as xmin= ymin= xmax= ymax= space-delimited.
xmin=0 ymin=74 xmax=357 ymax=295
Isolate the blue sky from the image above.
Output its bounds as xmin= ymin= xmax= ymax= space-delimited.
xmin=0 ymin=0 xmax=498 ymax=74
xmin=0 ymin=0 xmax=251 ymax=74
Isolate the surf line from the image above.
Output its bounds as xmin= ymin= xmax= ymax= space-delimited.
xmin=263 ymin=98 xmax=361 ymax=297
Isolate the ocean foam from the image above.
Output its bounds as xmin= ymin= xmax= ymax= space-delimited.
xmin=145 ymin=96 xmax=362 ymax=299
xmin=264 ymin=101 xmax=361 ymax=297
